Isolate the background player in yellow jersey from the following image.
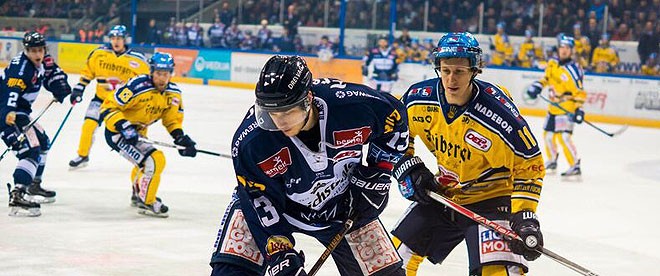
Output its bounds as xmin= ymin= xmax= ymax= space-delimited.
xmin=590 ymin=34 xmax=620 ymax=73
xmin=527 ymin=35 xmax=586 ymax=177
xmin=69 ymin=25 xmax=150 ymax=169
xmin=391 ymin=32 xmax=545 ymax=276
xmin=100 ymin=52 xmax=197 ymax=217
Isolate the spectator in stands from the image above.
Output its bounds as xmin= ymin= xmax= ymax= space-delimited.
xmin=145 ymin=18 xmax=161 ymax=46
xmin=162 ymin=17 xmax=177 ymax=45
xmin=224 ymin=22 xmax=243 ymax=49
xmin=591 ymin=34 xmax=619 ymax=73
xmin=589 ymin=0 xmax=607 ymax=21
xmin=557 ymin=7 xmax=576 ymax=34
xmin=208 ymin=17 xmax=227 ymax=48
xmin=509 ymin=18 xmax=526 ymax=36
xmin=585 ymin=18 xmax=600 ymax=55
xmin=256 ymin=19 xmax=273 ymax=50
xmin=638 ymin=21 xmax=659 ymax=64
xmin=174 ymin=20 xmax=188 ymax=47
xmin=187 ymin=18 xmax=204 ymax=47
xmin=283 ymin=4 xmax=300 ymax=39
xmin=490 ymin=22 xmax=514 ymax=66
xmin=272 ymin=28 xmax=295 ymax=53
xmin=239 ymin=30 xmax=258 ymax=51
xmin=397 ymin=27 xmax=412 ymax=47
xmin=612 ymin=23 xmax=633 ymax=41
xmin=517 ymin=30 xmax=543 ymax=68
xmin=573 ymin=24 xmax=592 ymax=69
xmin=78 ymin=22 xmax=94 ymax=43
xmin=92 ymin=22 xmax=106 ymax=43
xmin=219 ymin=1 xmax=234 ymax=27
xmin=315 ymin=35 xmax=336 ymax=61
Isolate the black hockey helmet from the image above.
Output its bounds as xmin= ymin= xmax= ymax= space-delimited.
xmin=23 ymin=31 xmax=46 ymax=48
xmin=255 ymin=55 xmax=312 ymax=111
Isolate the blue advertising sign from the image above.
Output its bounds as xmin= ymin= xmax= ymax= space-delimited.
xmin=188 ymin=49 xmax=231 ymax=80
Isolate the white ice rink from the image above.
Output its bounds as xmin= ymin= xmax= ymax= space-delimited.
xmin=1 ymin=76 xmax=659 ymax=275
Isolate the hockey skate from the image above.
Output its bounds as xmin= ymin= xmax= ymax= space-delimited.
xmin=544 ymin=154 xmax=558 ymax=173
xmin=7 ymin=185 xmax=41 ymax=217
xmin=137 ymin=200 xmax=169 ymax=218
xmin=561 ymin=160 xmax=582 ymax=179
xmin=26 ymin=179 xmax=56 ymax=204
xmin=69 ymin=155 xmax=89 ymax=170
xmin=130 ymin=190 xmax=161 ymax=207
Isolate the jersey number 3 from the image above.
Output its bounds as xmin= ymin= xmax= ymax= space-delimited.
xmin=253 ymin=196 xmax=280 ymax=227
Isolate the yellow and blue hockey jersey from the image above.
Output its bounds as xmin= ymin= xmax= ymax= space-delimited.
xmin=401 ymin=79 xmax=545 ymax=213
xmin=101 ymin=74 xmax=184 ymax=135
xmin=79 ymin=46 xmax=150 ymax=100
xmin=538 ymin=58 xmax=587 ymax=115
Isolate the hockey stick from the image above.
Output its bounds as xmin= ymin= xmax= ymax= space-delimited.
xmin=1 ymin=99 xmax=57 ymax=162
xmin=137 ymin=137 xmax=230 ymax=158
xmin=49 ymin=104 xmax=75 ymax=148
xmin=308 ymin=214 xmax=357 ymax=276
xmin=539 ymin=95 xmax=627 ymax=137
xmin=427 ymin=192 xmax=599 ymax=276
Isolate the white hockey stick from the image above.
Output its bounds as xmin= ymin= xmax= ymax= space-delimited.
xmin=539 ymin=95 xmax=627 ymax=137
xmin=137 ymin=137 xmax=231 ymax=158
xmin=428 ymin=191 xmax=600 ymax=276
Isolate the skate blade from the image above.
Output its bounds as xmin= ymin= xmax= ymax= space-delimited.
xmin=137 ymin=209 xmax=169 ymax=218
xmin=68 ymin=162 xmax=89 ymax=171
xmin=561 ymin=174 xmax=583 ymax=182
xmin=25 ymin=195 xmax=56 ymax=204
xmin=8 ymin=206 xmax=41 ymax=217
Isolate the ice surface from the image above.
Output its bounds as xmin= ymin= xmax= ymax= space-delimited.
xmin=1 ymin=76 xmax=658 ymax=275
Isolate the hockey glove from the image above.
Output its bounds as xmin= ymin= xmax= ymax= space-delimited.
xmin=361 ymin=65 xmax=368 ymax=76
xmin=390 ymin=72 xmax=399 ymax=81
xmin=393 ymin=155 xmax=440 ymax=205
xmin=526 ymin=81 xmax=543 ymax=99
xmin=5 ymin=111 xmax=16 ymax=126
xmin=509 ymin=210 xmax=543 ymax=261
xmin=0 ymin=126 xmax=22 ymax=150
xmin=70 ymin=83 xmax=85 ymax=105
xmin=267 ymin=249 xmax=307 ymax=276
xmin=44 ymin=67 xmax=72 ymax=103
xmin=572 ymin=108 xmax=585 ymax=124
xmin=115 ymin=120 xmax=139 ymax=146
xmin=173 ymin=134 xmax=197 ymax=157
xmin=347 ymin=164 xmax=391 ymax=221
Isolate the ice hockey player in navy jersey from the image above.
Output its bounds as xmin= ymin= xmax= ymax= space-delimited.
xmin=209 ymin=55 xmax=409 ymax=276
xmin=363 ymin=36 xmax=399 ymax=93
xmin=0 ymin=32 xmax=72 ymax=216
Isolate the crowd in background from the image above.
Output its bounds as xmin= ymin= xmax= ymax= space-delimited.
xmin=0 ymin=0 xmax=120 ymax=20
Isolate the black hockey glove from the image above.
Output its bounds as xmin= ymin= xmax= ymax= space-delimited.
xmin=572 ymin=108 xmax=585 ymax=124
xmin=44 ymin=67 xmax=72 ymax=103
xmin=390 ymin=72 xmax=398 ymax=81
xmin=509 ymin=210 xmax=543 ymax=261
xmin=361 ymin=65 xmax=368 ymax=76
xmin=115 ymin=120 xmax=139 ymax=146
xmin=0 ymin=126 xmax=21 ymax=150
xmin=267 ymin=249 xmax=307 ymax=276
xmin=526 ymin=81 xmax=543 ymax=100
xmin=393 ymin=155 xmax=440 ymax=205
xmin=173 ymin=134 xmax=197 ymax=157
xmin=347 ymin=164 xmax=391 ymax=221
xmin=70 ymin=83 xmax=85 ymax=104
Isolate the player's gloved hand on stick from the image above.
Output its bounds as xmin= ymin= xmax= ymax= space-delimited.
xmin=347 ymin=164 xmax=391 ymax=221
xmin=173 ymin=134 xmax=197 ymax=157
xmin=572 ymin=108 xmax=585 ymax=124
xmin=1 ymin=126 xmax=22 ymax=150
xmin=115 ymin=120 xmax=139 ymax=146
xmin=361 ymin=65 xmax=368 ymax=76
xmin=526 ymin=81 xmax=543 ymax=99
xmin=70 ymin=83 xmax=85 ymax=104
xmin=509 ymin=210 xmax=543 ymax=261
xmin=390 ymin=72 xmax=398 ymax=81
xmin=4 ymin=111 xmax=16 ymax=126
xmin=393 ymin=155 xmax=440 ymax=205
xmin=267 ymin=249 xmax=307 ymax=276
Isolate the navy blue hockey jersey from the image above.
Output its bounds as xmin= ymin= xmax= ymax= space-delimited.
xmin=0 ymin=53 xmax=69 ymax=130
xmin=363 ymin=47 xmax=399 ymax=81
xmin=231 ymin=78 xmax=408 ymax=256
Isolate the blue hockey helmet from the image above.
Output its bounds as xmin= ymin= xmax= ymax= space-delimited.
xmin=432 ymin=32 xmax=483 ymax=70
xmin=108 ymin=25 xmax=127 ymax=38
xmin=558 ymin=34 xmax=575 ymax=48
xmin=149 ymin=52 xmax=175 ymax=73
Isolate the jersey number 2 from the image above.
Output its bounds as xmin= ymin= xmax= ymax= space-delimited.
xmin=7 ymin=92 xmax=18 ymax=107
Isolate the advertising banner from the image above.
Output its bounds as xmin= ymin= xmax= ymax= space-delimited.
xmin=0 ymin=38 xmax=20 ymax=67
xmin=231 ymin=52 xmax=269 ymax=85
xmin=57 ymin=42 xmax=101 ymax=73
xmin=188 ymin=49 xmax=231 ymax=80
xmin=155 ymin=47 xmax=198 ymax=78
xmin=304 ymin=57 xmax=363 ymax=83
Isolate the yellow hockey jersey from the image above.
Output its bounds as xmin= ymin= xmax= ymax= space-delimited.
xmin=491 ymin=33 xmax=514 ymax=66
xmin=517 ymin=41 xmax=543 ymax=68
xmin=591 ymin=46 xmax=619 ymax=73
xmin=574 ymin=36 xmax=591 ymax=68
xmin=401 ymin=79 xmax=545 ymax=213
xmin=538 ymin=58 xmax=587 ymax=115
xmin=79 ymin=46 xmax=150 ymax=100
xmin=101 ymin=74 xmax=184 ymax=136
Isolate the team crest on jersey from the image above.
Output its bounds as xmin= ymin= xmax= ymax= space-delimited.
xmin=129 ymin=60 xmax=140 ymax=68
xmin=408 ymin=86 xmax=432 ymax=97
xmin=332 ymin=150 xmax=362 ymax=162
xmin=258 ymin=148 xmax=292 ymax=177
xmin=464 ymin=129 xmax=492 ymax=152
xmin=169 ymin=96 xmax=180 ymax=106
xmin=333 ymin=126 xmax=372 ymax=147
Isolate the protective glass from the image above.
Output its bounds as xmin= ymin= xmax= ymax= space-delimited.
xmin=255 ymin=98 xmax=310 ymax=132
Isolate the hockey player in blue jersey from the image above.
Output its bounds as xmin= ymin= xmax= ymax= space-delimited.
xmin=210 ymin=55 xmax=408 ymax=276
xmin=363 ymin=36 xmax=399 ymax=94
xmin=0 ymin=32 xmax=72 ymax=216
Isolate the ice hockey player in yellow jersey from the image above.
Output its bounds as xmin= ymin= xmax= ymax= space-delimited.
xmin=490 ymin=22 xmax=514 ymax=66
xmin=572 ymin=24 xmax=591 ymax=69
xmin=391 ymin=32 xmax=545 ymax=276
xmin=100 ymin=52 xmax=197 ymax=217
xmin=591 ymin=34 xmax=619 ymax=73
xmin=527 ymin=35 xmax=586 ymax=177
xmin=516 ymin=30 xmax=544 ymax=68
xmin=68 ymin=25 xmax=150 ymax=169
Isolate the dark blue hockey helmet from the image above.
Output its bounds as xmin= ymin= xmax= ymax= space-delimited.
xmin=432 ymin=32 xmax=483 ymax=70
xmin=23 ymin=31 xmax=46 ymax=48
xmin=149 ymin=52 xmax=175 ymax=73
xmin=255 ymin=55 xmax=312 ymax=111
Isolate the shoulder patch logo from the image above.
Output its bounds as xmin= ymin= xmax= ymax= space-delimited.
xmin=258 ymin=148 xmax=292 ymax=177
xmin=333 ymin=126 xmax=372 ymax=147
xmin=117 ymin=88 xmax=133 ymax=103
xmin=408 ymin=86 xmax=432 ymax=97
xmin=129 ymin=60 xmax=139 ymax=68
xmin=464 ymin=129 xmax=492 ymax=152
